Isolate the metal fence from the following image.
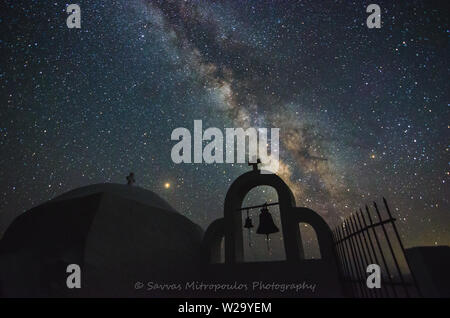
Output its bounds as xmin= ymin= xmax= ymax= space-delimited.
xmin=332 ymin=198 xmax=422 ymax=298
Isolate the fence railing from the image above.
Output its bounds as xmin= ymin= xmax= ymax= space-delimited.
xmin=332 ymin=198 xmax=421 ymax=298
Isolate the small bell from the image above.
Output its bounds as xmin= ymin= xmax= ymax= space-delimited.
xmin=256 ymin=203 xmax=279 ymax=251
xmin=244 ymin=209 xmax=253 ymax=247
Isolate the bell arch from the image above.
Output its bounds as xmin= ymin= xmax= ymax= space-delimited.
xmin=290 ymin=207 xmax=335 ymax=262
xmin=201 ymin=168 xmax=344 ymax=297
xmin=223 ymin=170 xmax=304 ymax=263
xmin=299 ymin=223 xmax=322 ymax=259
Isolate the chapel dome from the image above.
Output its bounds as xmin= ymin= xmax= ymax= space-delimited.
xmin=0 ymin=183 xmax=203 ymax=297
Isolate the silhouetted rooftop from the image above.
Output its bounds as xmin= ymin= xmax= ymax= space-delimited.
xmin=51 ymin=183 xmax=177 ymax=213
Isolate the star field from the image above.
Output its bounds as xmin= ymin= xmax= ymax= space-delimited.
xmin=0 ymin=0 xmax=449 ymax=255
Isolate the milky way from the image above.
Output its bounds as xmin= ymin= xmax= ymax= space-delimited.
xmin=1 ymin=0 xmax=449 ymax=256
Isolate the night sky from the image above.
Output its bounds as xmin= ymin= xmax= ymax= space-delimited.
xmin=1 ymin=0 xmax=448 ymax=257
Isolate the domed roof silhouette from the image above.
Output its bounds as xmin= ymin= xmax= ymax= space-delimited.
xmin=51 ymin=183 xmax=178 ymax=213
xmin=0 ymin=183 xmax=203 ymax=297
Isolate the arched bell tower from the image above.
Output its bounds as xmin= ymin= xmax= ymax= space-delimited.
xmin=223 ymin=169 xmax=301 ymax=263
xmin=201 ymin=165 xmax=344 ymax=297
xmin=203 ymin=166 xmax=337 ymax=265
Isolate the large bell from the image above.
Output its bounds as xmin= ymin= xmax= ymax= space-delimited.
xmin=256 ymin=203 xmax=279 ymax=236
